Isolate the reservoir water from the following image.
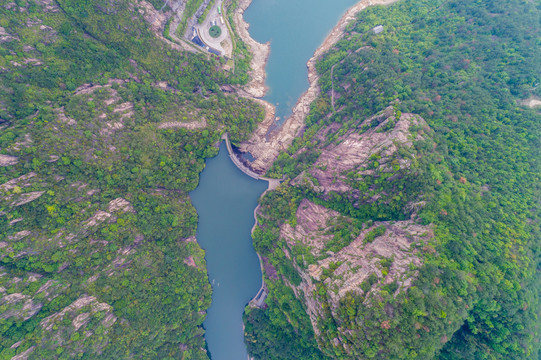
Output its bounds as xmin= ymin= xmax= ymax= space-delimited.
xmin=244 ymin=0 xmax=359 ymax=121
xmin=190 ymin=142 xmax=267 ymax=360
xmin=193 ymin=1 xmax=367 ymax=358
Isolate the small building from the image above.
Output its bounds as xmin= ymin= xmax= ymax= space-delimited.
xmin=373 ymin=25 xmax=384 ymax=34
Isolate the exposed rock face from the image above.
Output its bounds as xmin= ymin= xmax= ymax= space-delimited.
xmin=233 ymin=0 xmax=270 ymax=98
xmin=238 ymin=0 xmax=401 ymax=173
xmin=0 ymin=293 xmax=42 ymax=321
xmin=107 ymin=197 xmax=135 ymax=213
xmin=521 ymin=96 xmax=541 ymax=108
xmin=40 ymin=295 xmax=116 ymax=331
xmin=83 ymin=210 xmax=112 ymax=228
xmin=36 ymin=0 xmax=60 ymax=13
xmin=11 ymin=191 xmax=45 ymax=207
xmin=73 ymin=79 xmax=127 ymax=96
xmin=0 ymin=172 xmax=36 ymax=192
xmin=0 ymin=172 xmax=47 ymax=213
xmin=237 ymin=104 xmax=304 ymax=172
xmin=0 ymin=273 xmax=66 ymax=330
xmin=306 ymin=108 xmax=429 ymax=195
xmin=136 ymin=0 xmax=168 ymax=34
xmin=11 ymin=346 xmax=35 ymax=360
xmin=0 ymin=154 xmax=18 ymax=166
xmin=308 ymin=220 xmax=427 ymax=303
xmin=278 ymin=199 xmax=430 ymax=333
xmin=281 ymin=199 xmax=339 ymax=254
xmin=255 ymin=103 xmax=434 ymax=350
xmin=0 ymin=26 xmax=19 ymax=43
xmin=157 ymin=118 xmax=207 ymax=130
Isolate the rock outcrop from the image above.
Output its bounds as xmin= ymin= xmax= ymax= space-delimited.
xmin=233 ymin=0 xmax=271 ymax=98
xmin=255 ymin=105 xmax=434 ymax=350
xmin=305 ymin=108 xmax=430 ymax=196
xmin=238 ymin=0 xmax=401 ymax=173
xmin=278 ymin=198 xmax=431 ymax=334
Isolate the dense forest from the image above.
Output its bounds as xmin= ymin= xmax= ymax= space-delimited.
xmin=0 ymin=0 xmax=261 ymax=358
xmin=245 ymin=0 xmax=541 ymax=359
xmin=1 ymin=0 xmax=540 ymax=359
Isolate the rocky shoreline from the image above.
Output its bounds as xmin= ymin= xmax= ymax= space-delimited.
xmin=232 ymin=0 xmax=271 ymax=98
xmin=236 ymin=0 xmax=400 ymax=173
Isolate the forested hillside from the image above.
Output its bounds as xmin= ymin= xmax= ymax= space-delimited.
xmin=0 ymin=0 xmax=261 ymax=358
xmin=1 ymin=0 xmax=540 ymax=359
xmin=244 ymin=0 xmax=541 ymax=359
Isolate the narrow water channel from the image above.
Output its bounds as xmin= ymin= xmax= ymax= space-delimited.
xmin=190 ymin=142 xmax=267 ymax=360
xmin=244 ymin=0 xmax=359 ymax=121
xmin=192 ymin=1 xmax=368 ymax=358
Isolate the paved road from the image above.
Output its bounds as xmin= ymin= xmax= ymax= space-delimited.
xmin=196 ymin=0 xmax=232 ymax=56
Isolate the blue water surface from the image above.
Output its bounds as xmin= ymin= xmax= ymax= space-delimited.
xmin=192 ymin=0 xmax=366 ymax=357
xmin=190 ymin=143 xmax=267 ymax=360
xmin=244 ymin=0 xmax=359 ymax=121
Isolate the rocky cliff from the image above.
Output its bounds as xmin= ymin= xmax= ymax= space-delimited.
xmin=252 ymin=107 xmax=435 ymax=354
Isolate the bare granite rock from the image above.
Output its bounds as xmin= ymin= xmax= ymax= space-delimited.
xmin=0 ymin=154 xmax=18 ymax=166
xmin=238 ymin=0 xmax=401 ymax=173
xmin=278 ymin=199 xmax=432 ymax=336
xmin=233 ymin=0 xmax=270 ymax=98
xmin=302 ymin=109 xmax=429 ymax=196
xmin=40 ymin=295 xmax=116 ymax=331
xmin=107 ymin=198 xmax=135 ymax=213
xmin=0 ymin=293 xmax=42 ymax=321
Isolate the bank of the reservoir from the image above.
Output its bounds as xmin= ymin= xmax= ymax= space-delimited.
xmin=190 ymin=143 xmax=267 ymax=360
xmin=194 ymin=1 xmax=401 ymax=359
xmin=236 ymin=0 xmax=400 ymax=174
xmin=232 ymin=0 xmax=270 ymax=99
